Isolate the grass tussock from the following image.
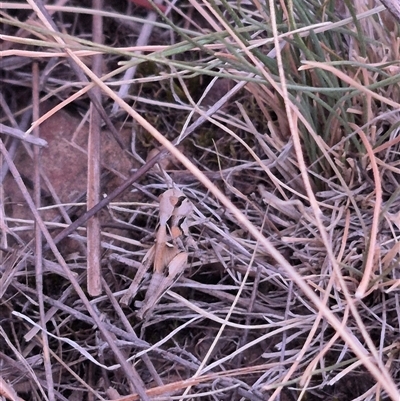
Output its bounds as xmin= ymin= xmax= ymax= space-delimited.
xmin=1 ymin=0 xmax=400 ymax=400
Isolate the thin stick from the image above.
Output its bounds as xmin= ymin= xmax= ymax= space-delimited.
xmin=32 ymin=61 xmax=55 ymax=401
xmin=0 ymin=123 xmax=47 ymax=147
xmin=87 ymin=0 xmax=103 ymax=297
xmin=353 ymin=124 xmax=382 ymax=298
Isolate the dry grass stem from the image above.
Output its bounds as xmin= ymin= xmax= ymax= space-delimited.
xmin=86 ymin=0 xmax=104 ymax=297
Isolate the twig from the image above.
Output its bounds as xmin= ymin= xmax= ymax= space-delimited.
xmin=86 ymin=0 xmax=103 ymax=297
xmin=353 ymin=124 xmax=382 ymax=298
xmin=0 ymin=123 xmax=47 ymax=147
xmin=32 ymin=61 xmax=55 ymax=401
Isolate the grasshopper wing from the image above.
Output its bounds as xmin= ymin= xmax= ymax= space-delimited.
xmin=137 ymin=251 xmax=187 ymax=319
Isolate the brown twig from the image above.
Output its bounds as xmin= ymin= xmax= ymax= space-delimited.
xmin=32 ymin=61 xmax=55 ymax=401
xmin=86 ymin=0 xmax=103 ymax=297
xmin=0 ymin=124 xmax=47 ymax=147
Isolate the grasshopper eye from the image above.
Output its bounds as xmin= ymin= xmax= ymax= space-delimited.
xmin=174 ymin=195 xmax=187 ymax=208
xmin=176 ymin=216 xmax=186 ymax=228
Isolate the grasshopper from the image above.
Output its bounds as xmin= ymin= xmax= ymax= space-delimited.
xmin=120 ymin=188 xmax=192 ymax=319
